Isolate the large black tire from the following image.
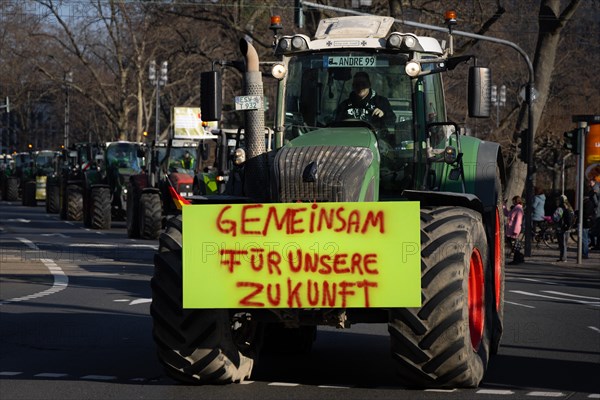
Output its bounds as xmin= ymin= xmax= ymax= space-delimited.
xmin=23 ymin=181 xmax=37 ymax=207
xmin=66 ymin=185 xmax=83 ymax=221
xmin=126 ymin=184 xmax=140 ymax=238
xmin=91 ymin=186 xmax=111 ymax=229
xmin=388 ymin=206 xmax=491 ymax=388
xmin=5 ymin=177 xmax=18 ymax=201
xmin=151 ymin=215 xmax=259 ymax=384
xmin=139 ymin=192 xmax=162 ymax=240
xmin=486 ymin=171 xmax=505 ymax=356
xmin=46 ymin=184 xmax=60 ymax=213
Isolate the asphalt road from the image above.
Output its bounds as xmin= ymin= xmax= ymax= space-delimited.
xmin=1 ymin=200 xmax=599 ymax=400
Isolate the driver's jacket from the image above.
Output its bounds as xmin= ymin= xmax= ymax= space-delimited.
xmin=335 ymin=89 xmax=395 ymax=129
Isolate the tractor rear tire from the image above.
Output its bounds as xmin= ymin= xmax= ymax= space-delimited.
xmin=46 ymin=184 xmax=60 ymax=213
xmin=91 ymin=187 xmax=111 ymax=229
xmin=140 ymin=192 xmax=162 ymax=240
xmin=126 ymin=184 xmax=140 ymax=238
xmin=66 ymin=185 xmax=83 ymax=221
xmin=151 ymin=215 xmax=259 ymax=384
xmin=5 ymin=177 xmax=19 ymax=201
xmin=389 ymin=206 xmax=491 ymax=388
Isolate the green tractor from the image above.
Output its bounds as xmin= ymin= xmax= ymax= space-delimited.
xmin=82 ymin=141 xmax=143 ymax=229
xmin=151 ymin=15 xmax=505 ymax=388
xmin=21 ymin=150 xmax=57 ymax=207
xmin=0 ymin=153 xmax=15 ymax=200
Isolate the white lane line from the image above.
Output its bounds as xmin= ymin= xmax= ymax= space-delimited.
xmin=35 ymin=373 xmax=69 ymax=378
xmin=425 ymin=388 xmax=457 ymax=392
xmin=81 ymin=375 xmax=117 ymax=381
xmin=129 ymin=298 xmax=152 ymax=306
xmin=505 ymin=300 xmax=535 ymax=309
xmin=0 ymin=239 xmax=69 ymax=306
xmin=526 ymin=391 xmax=565 ymax=397
xmin=509 ymin=290 xmax=600 ymax=306
xmin=542 ymin=290 xmax=600 ymax=301
xmin=0 ymin=371 xmax=23 ymax=376
xmin=588 ymin=394 xmax=600 ymax=399
xmin=511 ymin=277 xmax=560 ymax=286
xmin=68 ymin=243 xmax=158 ymax=250
xmin=318 ymin=384 xmax=351 ymax=389
xmin=589 ymin=326 xmax=600 ymax=334
xmin=268 ymin=382 xmax=300 ymax=387
xmin=476 ymin=389 xmax=514 ymax=395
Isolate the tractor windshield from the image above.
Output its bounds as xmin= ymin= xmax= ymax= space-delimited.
xmin=284 ymin=53 xmax=414 ymax=141
xmin=106 ymin=142 xmax=142 ymax=173
xmin=168 ymin=147 xmax=196 ymax=174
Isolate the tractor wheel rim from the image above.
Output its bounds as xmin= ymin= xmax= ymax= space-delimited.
xmin=469 ymin=248 xmax=485 ymax=351
xmin=494 ymin=208 xmax=502 ymax=311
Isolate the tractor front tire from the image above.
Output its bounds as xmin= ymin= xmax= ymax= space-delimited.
xmin=126 ymin=185 xmax=140 ymax=238
xmin=46 ymin=184 xmax=60 ymax=213
xmin=91 ymin=187 xmax=111 ymax=229
xmin=139 ymin=192 xmax=162 ymax=240
xmin=5 ymin=177 xmax=19 ymax=201
xmin=66 ymin=185 xmax=83 ymax=221
xmin=389 ymin=206 xmax=491 ymax=388
xmin=151 ymin=215 xmax=259 ymax=384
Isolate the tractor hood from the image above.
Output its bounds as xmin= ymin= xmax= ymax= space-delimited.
xmin=272 ymin=127 xmax=379 ymax=203
xmin=169 ymin=171 xmax=194 ymax=186
xmin=286 ymin=127 xmax=378 ymax=149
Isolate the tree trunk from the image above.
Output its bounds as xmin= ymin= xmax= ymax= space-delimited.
xmin=505 ymin=0 xmax=581 ymax=201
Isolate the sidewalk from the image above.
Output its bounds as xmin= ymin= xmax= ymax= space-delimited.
xmin=509 ymin=241 xmax=600 ymax=269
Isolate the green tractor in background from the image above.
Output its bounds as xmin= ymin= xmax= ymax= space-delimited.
xmin=21 ymin=150 xmax=57 ymax=207
xmin=82 ymin=141 xmax=143 ymax=229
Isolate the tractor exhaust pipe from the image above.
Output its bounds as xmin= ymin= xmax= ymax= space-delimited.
xmin=239 ymin=38 xmax=268 ymax=201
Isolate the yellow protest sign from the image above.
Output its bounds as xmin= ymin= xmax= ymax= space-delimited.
xmin=182 ymin=202 xmax=421 ymax=309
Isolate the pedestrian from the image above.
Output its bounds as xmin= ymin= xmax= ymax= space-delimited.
xmin=504 ymin=195 xmax=524 ymax=264
xmin=582 ymin=183 xmax=597 ymax=259
xmin=552 ymin=195 xmax=574 ymax=262
xmin=531 ymin=186 xmax=546 ymax=233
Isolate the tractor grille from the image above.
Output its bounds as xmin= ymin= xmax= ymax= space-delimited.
xmin=274 ymin=145 xmax=373 ymax=202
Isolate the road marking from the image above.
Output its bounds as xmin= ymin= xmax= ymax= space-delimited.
xmin=68 ymin=243 xmax=158 ymax=250
xmin=129 ymin=298 xmax=152 ymax=305
xmin=0 ymin=238 xmax=69 ymax=306
xmin=81 ymin=375 xmax=117 ymax=381
xmin=269 ymin=382 xmax=300 ymax=386
xmin=318 ymin=384 xmax=351 ymax=389
xmin=0 ymin=372 xmax=23 ymax=376
xmin=542 ymin=291 xmax=600 ymax=301
xmin=476 ymin=389 xmax=514 ymax=395
xmin=425 ymin=388 xmax=457 ymax=392
xmin=589 ymin=326 xmax=600 ymax=334
xmin=6 ymin=218 xmax=30 ymax=223
xmin=505 ymin=301 xmax=535 ymax=308
xmin=41 ymin=233 xmax=69 ymax=238
xmin=510 ymin=290 xmax=600 ymax=306
xmin=512 ymin=277 xmax=559 ymax=286
xmin=35 ymin=373 xmax=69 ymax=378
xmin=526 ymin=391 xmax=565 ymax=397
xmin=588 ymin=394 xmax=600 ymax=399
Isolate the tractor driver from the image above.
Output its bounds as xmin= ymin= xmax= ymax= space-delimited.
xmin=180 ymin=151 xmax=194 ymax=170
xmin=335 ymin=71 xmax=395 ymax=131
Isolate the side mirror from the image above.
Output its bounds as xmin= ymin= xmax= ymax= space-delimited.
xmin=468 ymin=66 xmax=491 ymax=118
xmin=201 ymin=71 xmax=222 ymax=121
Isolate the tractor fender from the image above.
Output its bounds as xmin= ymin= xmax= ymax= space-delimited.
xmin=141 ymin=187 xmax=161 ymax=195
xmin=403 ymin=190 xmax=484 ymax=215
xmin=474 ymin=141 xmax=505 ymax=213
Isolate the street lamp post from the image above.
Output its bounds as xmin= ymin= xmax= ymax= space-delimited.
xmin=149 ymin=60 xmax=168 ymax=142
xmin=491 ymin=84 xmax=506 ymax=128
xmin=64 ymin=71 xmax=73 ymax=149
